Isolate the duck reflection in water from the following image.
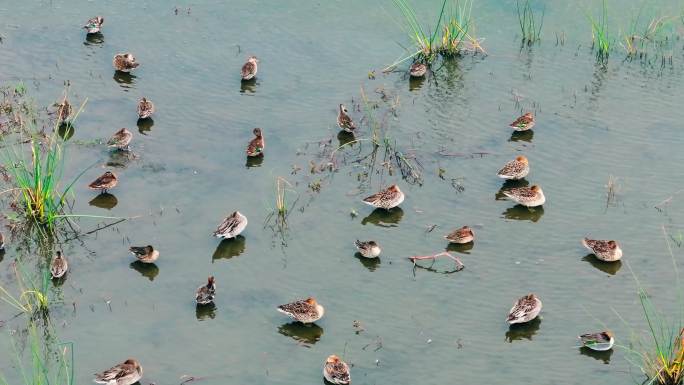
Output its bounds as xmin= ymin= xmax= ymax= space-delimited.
xmin=240 ymin=78 xmax=257 ymax=94
xmin=137 ymin=118 xmax=154 ymax=135
xmin=361 ymin=207 xmax=404 ymax=227
xmin=212 ymin=236 xmax=246 ymax=262
xmin=245 ymin=155 xmax=264 ymax=168
xmin=409 ymin=76 xmax=426 ymax=91
xmin=195 ymin=302 xmax=217 ymax=321
xmin=502 ymin=205 xmax=544 ymax=223
xmin=495 ymin=179 xmax=529 ymax=201
xmin=107 ymin=150 xmax=137 ymax=169
xmin=446 ymin=241 xmax=474 ymax=255
xmin=505 ymin=317 xmax=541 ymax=342
xmin=129 ymin=261 xmax=159 ymax=281
xmin=84 ymin=32 xmax=104 ymax=46
xmin=278 ymin=322 xmax=324 ymax=346
xmin=57 ymin=122 xmax=75 ymax=141
xmin=579 ymin=345 xmax=613 ymax=364
xmin=509 ymin=130 xmax=534 ymax=143
xmin=89 ymin=193 xmax=118 ymax=210
xmin=354 ymin=253 xmax=381 ymax=271
xmin=337 ymin=131 xmax=355 ymax=147
xmin=113 ymin=71 xmax=136 ymax=89
xmin=582 ymin=254 xmax=622 ymax=275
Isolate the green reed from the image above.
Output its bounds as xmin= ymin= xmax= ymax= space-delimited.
xmin=392 ymin=0 xmax=448 ymax=63
xmin=516 ymin=0 xmax=544 ymax=46
xmin=586 ymin=0 xmax=611 ymax=60
xmin=440 ymin=0 xmax=477 ymax=56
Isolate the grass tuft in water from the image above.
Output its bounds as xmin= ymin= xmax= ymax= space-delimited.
xmin=516 ymin=0 xmax=544 ymax=46
xmin=586 ymin=0 xmax=611 ymax=60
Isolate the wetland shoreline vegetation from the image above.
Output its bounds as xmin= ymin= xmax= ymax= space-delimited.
xmin=1 ymin=0 xmax=684 ymax=384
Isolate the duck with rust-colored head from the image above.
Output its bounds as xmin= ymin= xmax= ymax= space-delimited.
xmin=509 ymin=112 xmax=535 ymax=131
xmin=497 ymin=155 xmax=530 ymax=180
xmin=445 ymin=226 xmax=474 ymax=244
xmin=503 ymin=185 xmax=545 ymax=207
xmin=195 ymin=276 xmax=216 ymax=305
xmin=363 ymin=184 xmax=404 ymax=210
xmin=582 ymin=238 xmax=622 ymax=262
xmin=88 ymin=171 xmax=118 ymax=193
xmin=129 ymin=245 xmax=159 ymax=263
xmin=93 ymin=358 xmax=143 ymax=385
xmin=323 ymin=355 xmax=351 ymax=385
xmin=277 ymin=297 xmax=325 ymax=324
xmin=246 ymin=128 xmax=265 ymax=157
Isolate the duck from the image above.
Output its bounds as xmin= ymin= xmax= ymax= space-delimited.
xmin=83 ymin=16 xmax=104 ymax=34
xmin=497 ymin=155 xmax=530 ymax=180
xmin=507 ymin=293 xmax=542 ymax=324
xmin=355 ymin=240 xmax=381 ymax=258
xmin=509 ymin=112 xmax=535 ymax=131
xmin=445 ymin=226 xmax=474 ymax=244
xmin=337 ymin=104 xmax=356 ymax=132
xmin=363 ymin=184 xmax=404 ymax=210
xmin=323 ymin=355 xmax=351 ymax=385
xmin=195 ymin=276 xmax=216 ymax=305
xmin=56 ymin=97 xmax=71 ymax=123
xmin=241 ymin=56 xmax=258 ymax=80
xmin=137 ymin=97 xmax=155 ymax=119
xmin=88 ymin=171 xmax=118 ymax=193
xmin=502 ymin=185 xmax=545 ymax=207
xmin=246 ymin=128 xmax=265 ymax=157
xmin=582 ymin=238 xmax=623 ymax=262
xmin=93 ymin=358 xmax=143 ymax=385
xmin=129 ymin=245 xmax=159 ymax=263
xmin=409 ymin=62 xmax=427 ymax=77
xmin=213 ymin=211 xmax=248 ymax=239
xmin=107 ymin=128 xmax=133 ymax=151
xmin=578 ymin=330 xmax=615 ymax=351
xmin=50 ymin=251 xmax=68 ymax=279
xmin=0 ymin=232 xmax=6 ymax=249
xmin=113 ymin=53 xmax=140 ymax=72
xmin=277 ymin=297 xmax=325 ymax=323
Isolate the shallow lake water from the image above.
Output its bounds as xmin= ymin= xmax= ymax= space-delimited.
xmin=2 ymin=0 xmax=684 ymax=384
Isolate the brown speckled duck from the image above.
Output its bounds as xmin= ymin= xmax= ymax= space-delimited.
xmin=362 ymin=184 xmax=404 ymax=210
xmin=88 ymin=171 xmax=118 ymax=193
xmin=94 ymin=358 xmax=143 ymax=385
xmin=107 ymin=128 xmax=133 ymax=151
xmin=277 ymin=297 xmax=325 ymax=323
xmin=509 ymin=112 xmax=535 ymax=131
xmin=503 ymin=185 xmax=545 ymax=207
xmin=137 ymin=97 xmax=154 ymax=119
xmin=213 ymin=211 xmax=248 ymax=239
xmin=497 ymin=155 xmax=530 ymax=180
xmin=336 ymin=104 xmax=356 ymax=132
xmin=445 ymin=226 xmax=474 ymax=244
xmin=355 ymin=240 xmax=381 ymax=258
xmin=241 ymin=56 xmax=258 ymax=80
xmin=246 ymin=128 xmax=265 ymax=157
xmin=323 ymin=355 xmax=351 ymax=385
xmin=506 ymin=293 xmax=542 ymax=325
xmin=113 ymin=53 xmax=139 ymax=72
xmin=83 ymin=16 xmax=104 ymax=34
xmin=409 ymin=62 xmax=427 ymax=77
xmin=50 ymin=251 xmax=68 ymax=279
xmin=582 ymin=238 xmax=622 ymax=262
xmin=195 ymin=276 xmax=216 ymax=305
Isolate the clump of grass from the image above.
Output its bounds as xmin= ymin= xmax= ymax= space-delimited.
xmin=1 ymin=86 xmax=93 ymax=233
xmin=392 ymin=0 xmax=449 ymax=63
xmin=517 ymin=0 xmax=544 ymax=46
xmin=275 ymin=176 xmax=293 ymax=217
xmin=586 ymin=0 xmax=611 ymax=60
xmin=621 ymin=6 xmax=675 ymax=65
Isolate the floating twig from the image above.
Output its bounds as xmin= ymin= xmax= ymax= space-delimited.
xmin=409 ymin=252 xmax=464 ymax=275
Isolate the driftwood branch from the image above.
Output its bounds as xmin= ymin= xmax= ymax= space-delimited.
xmin=409 ymin=252 xmax=464 ymax=275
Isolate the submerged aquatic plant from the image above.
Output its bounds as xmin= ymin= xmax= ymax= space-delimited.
xmin=516 ymin=0 xmax=544 ymax=46
xmin=586 ymin=0 xmax=611 ymax=60
xmin=621 ymin=5 xmax=675 ymax=65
